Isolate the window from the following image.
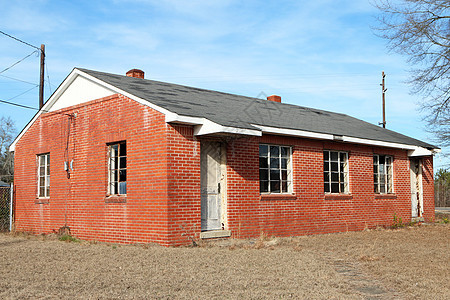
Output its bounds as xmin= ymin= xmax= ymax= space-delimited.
xmin=324 ymin=150 xmax=349 ymax=194
xmin=38 ymin=153 xmax=50 ymax=198
xmin=259 ymin=144 xmax=292 ymax=193
xmin=373 ymin=155 xmax=393 ymax=193
xmin=108 ymin=142 xmax=127 ymax=195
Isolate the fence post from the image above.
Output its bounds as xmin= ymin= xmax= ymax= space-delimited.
xmin=9 ymin=183 xmax=13 ymax=232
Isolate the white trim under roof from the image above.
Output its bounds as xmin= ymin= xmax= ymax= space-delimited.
xmin=8 ymin=68 xmax=438 ymax=157
xmin=252 ymin=124 xmax=438 ymax=157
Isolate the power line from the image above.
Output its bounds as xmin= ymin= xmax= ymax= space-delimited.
xmin=6 ymin=85 xmax=39 ymax=101
xmin=0 ymin=30 xmax=41 ymax=51
xmin=0 ymin=97 xmax=75 ymax=117
xmin=0 ymin=98 xmax=39 ymax=111
xmin=0 ymin=74 xmax=37 ymax=85
xmin=0 ymin=50 xmax=39 ymax=75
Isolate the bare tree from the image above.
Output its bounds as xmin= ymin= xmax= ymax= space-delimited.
xmin=373 ymin=0 xmax=450 ymax=145
xmin=0 ymin=116 xmax=16 ymax=183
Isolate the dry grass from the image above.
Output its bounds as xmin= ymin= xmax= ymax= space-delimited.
xmin=0 ymin=220 xmax=448 ymax=299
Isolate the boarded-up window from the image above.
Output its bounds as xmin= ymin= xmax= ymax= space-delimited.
xmin=324 ymin=150 xmax=349 ymax=194
xmin=259 ymin=144 xmax=292 ymax=193
xmin=374 ymin=155 xmax=393 ymax=193
xmin=38 ymin=153 xmax=50 ymax=198
xmin=108 ymin=142 xmax=127 ymax=195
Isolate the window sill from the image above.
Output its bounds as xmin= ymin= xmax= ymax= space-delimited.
xmin=260 ymin=193 xmax=297 ymax=201
xmin=105 ymin=195 xmax=127 ymax=203
xmin=375 ymin=194 xmax=397 ymax=199
xmin=324 ymin=194 xmax=353 ymax=200
xmin=35 ymin=198 xmax=49 ymax=204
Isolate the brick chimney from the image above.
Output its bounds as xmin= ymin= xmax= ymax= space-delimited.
xmin=126 ymin=69 xmax=144 ymax=79
xmin=267 ymin=95 xmax=281 ymax=103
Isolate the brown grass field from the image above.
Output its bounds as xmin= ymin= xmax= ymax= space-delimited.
xmin=0 ymin=217 xmax=448 ymax=299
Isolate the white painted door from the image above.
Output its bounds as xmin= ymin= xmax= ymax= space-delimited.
xmin=201 ymin=142 xmax=222 ymax=231
xmin=410 ymin=159 xmax=423 ymax=218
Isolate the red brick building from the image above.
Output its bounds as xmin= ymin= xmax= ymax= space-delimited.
xmin=10 ymin=68 xmax=439 ymax=246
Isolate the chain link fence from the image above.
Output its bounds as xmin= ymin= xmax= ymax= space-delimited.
xmin=0 ymin=186 xmax=12 ymax=232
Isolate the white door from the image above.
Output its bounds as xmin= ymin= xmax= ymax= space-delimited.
xmin=410 ymin=159 xmax=423 ymax=218
xmin=201 ymin=142 xmax=223 ymax=231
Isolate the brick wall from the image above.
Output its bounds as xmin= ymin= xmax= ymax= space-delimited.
xmin=226 ymin=134 xmax=435 ymax=239
xmin=13 ymin=95 xmax=435 ymax=246
xmin=14 ymin=94 xmax=173 ymax=245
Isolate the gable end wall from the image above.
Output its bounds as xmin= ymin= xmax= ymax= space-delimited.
xmin=13 ymin=94 xmax=173 ymax=245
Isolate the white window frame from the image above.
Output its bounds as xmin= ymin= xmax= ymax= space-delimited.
xmin=37 ymin=153 xmax=50 ymax=198
xmin=108 ymin=141 xmax=127 ymax=195
xmin=259 ymin=144 xmax=293 ymax=194
xmin=373 ymin=154 xmax=394 ymax=194
xmin=324 ymin=150 xmax=349 ymax=194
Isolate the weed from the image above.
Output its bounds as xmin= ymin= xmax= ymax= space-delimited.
xmin=58 ymin=234 xmax=80 ymax=243
xmin=442 ymin=217 xmax=449 ymax=224
xmin=391 ymin=213 xmax=404 ymax=229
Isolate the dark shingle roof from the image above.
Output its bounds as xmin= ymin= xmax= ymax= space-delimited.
xmin=79 ymin=68 xmax=436 ymax=149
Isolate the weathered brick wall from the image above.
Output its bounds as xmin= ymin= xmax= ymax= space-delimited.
xmin=13 ymin=95 xmax=435 ymax=245
xmin=226 ymin=134 xmax=435 ymax=239
xmin=14 ymin=94 xmax=172 ymax=245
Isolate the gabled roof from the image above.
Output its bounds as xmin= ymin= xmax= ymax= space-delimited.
xmin=78 ymin=68 xmax=437 ymax=150
xmin=10 ymin=67 xmax=439 ymax=155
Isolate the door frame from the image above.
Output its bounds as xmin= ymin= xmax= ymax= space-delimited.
xmin=200 ymin=140 xmax=228 ymax=234
xmin=410 ymin=158 xmax=424 ymax=220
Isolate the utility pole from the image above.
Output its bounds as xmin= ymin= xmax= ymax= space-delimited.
xmin=39 ymin=44 xmax=45 ymax=109
xmin=379 ymin=71 xmax=387 ymax=128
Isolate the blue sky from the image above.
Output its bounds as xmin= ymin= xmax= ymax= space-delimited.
xmin=0 ymin=0 xmax=447 ymax=168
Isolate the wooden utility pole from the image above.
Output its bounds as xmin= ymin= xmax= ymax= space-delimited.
xmin=380 ymin=71 xmax=387 ymax=128
xmin=39 ymin=44 xmax=45 ymax=109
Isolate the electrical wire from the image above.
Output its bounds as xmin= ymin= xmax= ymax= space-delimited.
xmin=0 ymin=30 xmax=41 ymax=51
xmin=5 ymin=85 xmax=39 ymax=101
xmin=0 ymin=74 xmax=38 ymax=85
xmin=0 ymin=50 xmax=39 ymax=75
xmin=0 ymin=98 xmax=39 ymax=110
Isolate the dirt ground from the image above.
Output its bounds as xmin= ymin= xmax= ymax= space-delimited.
xmin=0 ymin=221 xmax=448 ymax=299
